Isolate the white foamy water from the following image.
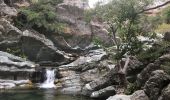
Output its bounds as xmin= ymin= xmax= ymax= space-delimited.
xmin=40 ymin=69 xmax=56 ymax=88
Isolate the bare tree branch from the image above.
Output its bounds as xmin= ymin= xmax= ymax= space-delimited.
xmin=139 ymin=0 xmax=170 ymax=13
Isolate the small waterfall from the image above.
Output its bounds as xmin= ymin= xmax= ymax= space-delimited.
xmin=40 ymin=69 xmax=56 ymax=88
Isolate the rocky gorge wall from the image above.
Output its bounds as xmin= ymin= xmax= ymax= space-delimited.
xmin=1 ymin=0 xmax=170 ymax=100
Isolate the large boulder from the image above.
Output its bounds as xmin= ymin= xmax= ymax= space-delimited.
xmin=60 ymin=49 xmax=107 ymax=71
xmin=136 ymin=60 xmax=161 ymax=87
xmin=21 ymin=30 xmax=72 ymax=65
xmin=90 ymin=86 xmax=116 ymax=99
xmin=144 ymin=70 xmax=170 ymax=100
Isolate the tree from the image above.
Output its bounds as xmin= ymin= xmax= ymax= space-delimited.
xmin=87 ymin=0 xmax=158 ymax=89
xmin=91 ymin=0 xmax=170 ymax=89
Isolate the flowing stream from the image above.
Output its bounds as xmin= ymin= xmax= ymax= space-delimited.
xmin=40 ymin=69 xmax=56 ymax=88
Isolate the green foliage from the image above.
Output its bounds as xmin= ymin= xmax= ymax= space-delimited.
xmin=125 ymin=82 xmax=138 ymax=95
xmin=6 ymin=47 xmax=27 ymax=59
xmin=15 ymin=0 xmax=64 ymax=34
xmin=137 ymin=41 xmax=170 ymax=63
xmin=161 ymin=62 xmax=170 ymax=75
xmin=92 ymin=36 xmax=103 ymax=46
xmin=89 ymin=0 xmax=155 ymax=60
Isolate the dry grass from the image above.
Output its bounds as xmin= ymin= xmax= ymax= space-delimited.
xmin=155 ymin=23 xmax=170 ymax=33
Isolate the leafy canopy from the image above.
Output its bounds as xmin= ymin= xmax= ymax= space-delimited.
xmin=89 ymin=0 xmax=155 ymax=59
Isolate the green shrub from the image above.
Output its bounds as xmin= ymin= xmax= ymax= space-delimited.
xmin=6 ymin=47 xmax=27 ymax=59
xmin=125 ymin=82 xmax=138 ymax=95
xmin=137 ymin=41 xmax=170 ymax=63
xmin=15 ymin=0 xmax=64 ymax=34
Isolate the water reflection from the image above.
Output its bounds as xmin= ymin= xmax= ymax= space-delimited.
xmin=0 ymin=89 xmax=94 ymax=100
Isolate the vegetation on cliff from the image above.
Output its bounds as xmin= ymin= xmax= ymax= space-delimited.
xmin=15 ymin=0 xmax=64 ymax=34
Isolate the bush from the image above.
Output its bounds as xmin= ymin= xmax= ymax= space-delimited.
xmin=15 ymin=0 xmax=64 ymax=34
xmin=137 ymin=41 xmax=170 ymax=63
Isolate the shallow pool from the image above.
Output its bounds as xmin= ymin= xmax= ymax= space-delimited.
xmin=0 ymin=89 xmax=94 ymax=100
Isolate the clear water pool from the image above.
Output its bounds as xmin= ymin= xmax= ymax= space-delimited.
xmin=0 ymin=89 xmax=94 ymax=100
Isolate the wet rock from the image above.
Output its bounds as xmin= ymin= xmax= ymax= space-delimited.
xmin=58 ymin=70 xmax=83 ymax=95
xmin=91 ymin=86 xmax=116 ymax=99
xmin=144 ymin=70 xmax=170 ymax=100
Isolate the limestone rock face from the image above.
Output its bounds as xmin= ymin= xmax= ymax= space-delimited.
xmin=0 ymin=51 xmax=36 ymax=80
xmin=0 ymin=18 xmax=22 ymax=51
xmin=21 ymin=30 xmax=71 ymax=64
xmin=60 ymin=49 xmax=107 ymax=71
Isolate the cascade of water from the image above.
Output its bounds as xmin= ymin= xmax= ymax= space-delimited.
xmin=39 ymin=69 xmax=56 ymax=88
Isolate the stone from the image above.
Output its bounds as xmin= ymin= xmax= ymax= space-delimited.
xmin=163 ymin=32 xmax=170 ymax=41
xmin=91 ymin=86 xmax=116 ymax=99
xmin=58 ymin=70 xmax=83 ymax=95
xmin=107 ymin=95 xmax=131 ymax=100
xmin=159 ymin=84 xmax=170 ymax=100
xmin=144 ymin=70 xmax=170 ymax=100
xmin=0 ymin=51 xmax=37 ymax=80
xmin=60 ymin=49 xmax=107 ymax=71
xmin=0 ymin=3 xmax=18 ymax=16
xmin=21 ymin=30 xmax=71 ymax=64
xmin=130 ymin=90 xmax=149 ymax=100
xmin=136 ymin=61 xmax=161 ymax=87
xmin=0 ymin=18 xmax=22 ymax=51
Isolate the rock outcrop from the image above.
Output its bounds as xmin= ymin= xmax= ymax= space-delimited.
xmin=0 ymin=51 xmax=36 ymax=80
xmin=21 ymin=30 xmax=72 ymax=64
xmin=144 ymin=70 xmax=170 ymax=100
